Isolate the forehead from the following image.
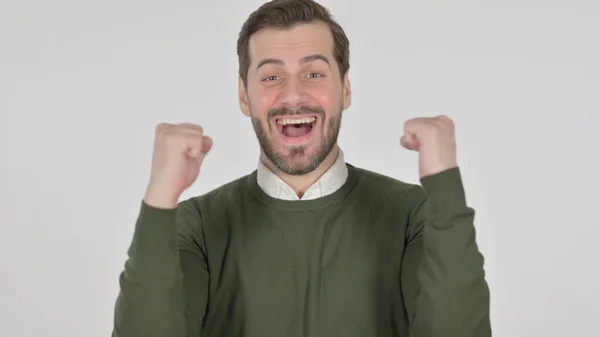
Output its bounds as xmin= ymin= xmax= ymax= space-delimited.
xmin=248 ymin=21 xmax=335 ymax=64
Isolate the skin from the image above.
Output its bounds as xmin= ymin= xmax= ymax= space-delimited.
xmin=238 ymin=21 xmax=351 ymax=196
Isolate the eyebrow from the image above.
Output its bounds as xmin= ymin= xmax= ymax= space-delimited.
xmin=255 ymin=54 xmax=331 ymax=71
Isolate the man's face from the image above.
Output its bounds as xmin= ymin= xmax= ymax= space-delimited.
xmin=239 ymin=21 xmax=351 ymax=175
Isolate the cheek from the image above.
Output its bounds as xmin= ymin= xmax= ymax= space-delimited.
xmin=248 ymin=87 xmax=277 ymax=116
xmin=310 ymin=87 xmax=341 ymax=111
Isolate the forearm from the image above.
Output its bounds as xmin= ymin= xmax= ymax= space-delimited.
xmin=112 ymin=202 xmax=187 ymax=337
xmin=410 ymin=168 xmax=491 ymax=336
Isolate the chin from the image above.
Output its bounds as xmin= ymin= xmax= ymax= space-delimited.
xmin=277 ymin=159 xmax=321 ymax=176
xmin=271 ymin=145 xmax=320 ymax=175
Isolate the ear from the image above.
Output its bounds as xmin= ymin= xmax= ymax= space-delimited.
xmin=342 ymin=72 xmax=352 ymax=110
xmin=238 ymin=76 xmax=251 ymax=117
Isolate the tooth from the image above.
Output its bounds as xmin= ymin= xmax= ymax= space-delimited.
xmin=277 ymin=117 xmax=316 ymax=125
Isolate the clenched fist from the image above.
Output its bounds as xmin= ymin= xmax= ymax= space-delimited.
xmin=401 ymin=115 xmax=458 ymax=178
xmin=144 ymin=123 xmax=213 ymax=209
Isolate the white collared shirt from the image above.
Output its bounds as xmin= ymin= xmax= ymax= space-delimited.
xmin=256 ymin=149 xmax=348 ymax=200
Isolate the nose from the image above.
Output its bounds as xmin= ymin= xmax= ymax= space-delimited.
xmin=277 ymin=77 xmax=309 ymax=109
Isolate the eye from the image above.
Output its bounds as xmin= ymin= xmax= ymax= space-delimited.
xmin=262 ymin=75 xmax=279 ymax=82
xmin=307 ymin=73 xmax=323 ymax=78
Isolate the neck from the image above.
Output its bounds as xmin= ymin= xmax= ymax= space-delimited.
xmin=261 ymin=145 xmax=340 ymax=198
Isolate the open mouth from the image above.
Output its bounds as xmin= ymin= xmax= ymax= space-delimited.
xmin=275 ymin=116 xmax=317 ymax=139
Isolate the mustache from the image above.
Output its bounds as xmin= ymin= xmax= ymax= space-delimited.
xmin=268 ymin=106 xmax=325 ymax=119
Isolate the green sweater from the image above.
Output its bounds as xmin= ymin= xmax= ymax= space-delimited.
xmin=112 ymin=164 xmax=491 ymax=337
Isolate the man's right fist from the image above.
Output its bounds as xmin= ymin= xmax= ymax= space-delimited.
xmin=144 ymin=123 xmax=213 ymax=209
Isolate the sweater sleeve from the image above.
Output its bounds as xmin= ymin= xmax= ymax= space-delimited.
xmin=400 ymin=167 xmax=491 ymax=337
xmin=112 ymin=200 xmax=209 ymax=337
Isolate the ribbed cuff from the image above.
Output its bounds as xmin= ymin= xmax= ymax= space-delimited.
xmin=130 ymin=201 xmax=179 ymax=255
xmin=419 ymin=167 xmax=468 ymax=220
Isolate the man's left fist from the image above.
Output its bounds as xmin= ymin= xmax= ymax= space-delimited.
xmin=401 ymin=115 xmax=458 ymax=178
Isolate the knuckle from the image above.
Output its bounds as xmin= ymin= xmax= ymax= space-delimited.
xmin=185 ymin=123 xmax=203 ymax=133
xmin=179 ymin=123 xmax=203 ymax=135
xmin=155 ymin=123 xmax=168 ymax=134
xmin=438 ymin=115 xmax=454 ymax=125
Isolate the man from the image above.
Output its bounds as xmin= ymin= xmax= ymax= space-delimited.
xmin=112 ymin=0 xmax=491 ymax=336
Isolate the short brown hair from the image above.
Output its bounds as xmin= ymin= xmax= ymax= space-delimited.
xmin=236 ymin=0 xmax=350 ymax=86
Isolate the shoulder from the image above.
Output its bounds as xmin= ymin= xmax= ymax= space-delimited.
xmin=179 ymin=171 xmax=255 ymax=215
xmin=349 ymin=164 xmax=427 ymax=202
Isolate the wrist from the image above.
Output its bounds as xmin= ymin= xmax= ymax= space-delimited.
xmin=419 ymin=164 xmax=458 ymax=178
xmin=144 ymin=185 xmax=179 ymax=209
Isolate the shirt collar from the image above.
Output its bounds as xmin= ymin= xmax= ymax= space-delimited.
xmin=256 ymin=148 xmax=348 ymax=200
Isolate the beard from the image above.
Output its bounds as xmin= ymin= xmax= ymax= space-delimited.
xmin=251 ymin=105 xmax=342 ymax=176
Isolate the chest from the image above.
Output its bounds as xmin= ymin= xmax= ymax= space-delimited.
xmin=201 ymin=211 xmax=409 ymax=335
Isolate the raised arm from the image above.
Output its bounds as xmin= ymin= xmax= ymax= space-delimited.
xmin=113 ymin=122 xmax=214 ymax=336
xmin=401 ymin=167 xmax=491 ymax=336
xmin=112 ymin=200 xmax=209 ymax=336
xmin=399 ymin=115 xmax=491 ymax=336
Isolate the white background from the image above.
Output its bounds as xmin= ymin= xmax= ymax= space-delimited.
xmin=1 ymin=0 xmax=598 ymax=336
